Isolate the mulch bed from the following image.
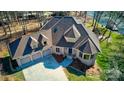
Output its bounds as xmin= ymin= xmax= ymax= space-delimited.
xmin=52 ymin=54 xmax=65 ymax=63
xmin=10 ymin=59 xmax=19 ymax=69
xmin=69 ymin=58 xmax=89 ymax=72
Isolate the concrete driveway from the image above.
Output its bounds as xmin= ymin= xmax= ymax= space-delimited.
xmin=23 ymin=55 xmax=68 ymax=81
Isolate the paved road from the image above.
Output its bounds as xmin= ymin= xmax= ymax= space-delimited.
xmin=23 ymin=60 xmax=68 ymax=81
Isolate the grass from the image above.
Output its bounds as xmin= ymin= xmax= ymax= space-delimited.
xmin=10 ymin=71 xmax=25 ymax=81
xmin=64 ymin=68 xmax=101 ymax=81
xmin=64 ymin=18 xmax=124 ymax=81
xmin=0 ymin=71 xmax=25 ymax=81
xmin=96 ymin=31 xmax=124 ymax=80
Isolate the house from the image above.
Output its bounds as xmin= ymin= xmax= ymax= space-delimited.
xmin=8 ymin=16 xmax=100 ymax=70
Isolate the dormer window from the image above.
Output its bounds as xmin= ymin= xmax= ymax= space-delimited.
xmin=32 ymin=44 xmax=38 ymax=49
xmin=43 ymin=41 xmax=47 ymax=46
xmin=64 ymin=25 xmax=81 ymax=43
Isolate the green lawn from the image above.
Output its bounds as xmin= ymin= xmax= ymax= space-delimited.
xmin=96 ymin=32 xmax=124 ymax=80
xmin=10 ymin=71 xmax=25 ymax=81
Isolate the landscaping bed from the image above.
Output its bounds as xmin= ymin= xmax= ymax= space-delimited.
xmin=52 ymin=54 xmax=65 ymax=63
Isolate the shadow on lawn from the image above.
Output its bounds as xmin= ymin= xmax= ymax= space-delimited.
xmin=0 ymin=56 xmax=19 ymax=75
xmin=0 ymin=56 xmax=12 ymax=75
xmin=66 ymin=67 xmax=86 ymax=76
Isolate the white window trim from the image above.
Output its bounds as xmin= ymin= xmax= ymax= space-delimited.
xmin=42 ymin=41 xmax=47 ymax=46
xmin=56 ymin=47 xmax=60 ymax=53
xmin=82 ymin=53 xmax=91 ymax=60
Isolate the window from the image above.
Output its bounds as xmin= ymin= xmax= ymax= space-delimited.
xmin=83 ymin=54 xmax=91 ymax=60
xmin=68 ymin=48 xmax=72 ymax=54
xmin=91 ymin=55 xmax=94 ymax=59
xmin=56 ymin=48 xmax=60 ymax=52
xmin=79 ymin=52 xmax=82 ymax=58
xmin=32 ymin=44 xmax=37 ymax=49
xmin=43 ymin=41 xmax=47 ymax=45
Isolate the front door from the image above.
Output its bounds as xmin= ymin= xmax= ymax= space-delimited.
xmin=68 ymin=48 xmax=72 ymax=55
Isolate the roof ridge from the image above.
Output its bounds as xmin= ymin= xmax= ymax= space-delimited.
xmin=49 ymin=17 xmax=64 ymax=30
xmin=39 ymin=17 xmax=54 ymax=31
xmin=74 ymin=37 xmax=88 ymax=48
xmin=29 ymin=36 xmax=38 ymax=43
xmin=64 ymin=24 xmax=74 ymax=35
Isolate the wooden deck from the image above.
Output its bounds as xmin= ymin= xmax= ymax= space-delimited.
xmin=69 ymin=58 xmax=89 ymax=72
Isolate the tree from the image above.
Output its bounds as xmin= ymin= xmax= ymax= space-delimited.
xmin=83 ymin=11 xmax=87 ymax=24
xmin=92 ymin=11 xmax=104 ymax=35
xmin=3 ymin=11 xmax=13 ymax=38
xmin=100 ymin=11 xmax=124 ymax=42
xmin=17 ymin=11 xmax=28 ymax=35
xmin=0 ymin=12 xmax=7 ymax=36
xmin=36 ymin=11 xmax=44 ymax=28
xmin=0 ymin=11 xmax=12 ymax=38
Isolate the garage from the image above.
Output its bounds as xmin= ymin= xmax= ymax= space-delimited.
xmin=42 ymin=49 xmax=51 ymax=57
xmin=32 ymin=52 xmax=42 ymax=60
xmin=19 ymin=56 xmax=31 ymax=66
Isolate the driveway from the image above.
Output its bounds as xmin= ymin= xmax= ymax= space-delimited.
xmin=23 ymin=55 xmax=68 ymax=81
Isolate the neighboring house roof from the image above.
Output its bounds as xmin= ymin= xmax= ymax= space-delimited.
xmin=9 ymin=16 xmax=100 ymax=59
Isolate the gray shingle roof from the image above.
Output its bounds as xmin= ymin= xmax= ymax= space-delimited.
xmin=81 ymin=24 xmax=101 ymax=52
xmin=41 ymin=16 xmax=100 ymax=54
xmin=79 ymin=39 xmax=98 ymax=54
xmin=64 ymin=27 xmax=76 ymax=38
xmin=9 ymin=16 xmax=100 ymax=59
xmin=42 ymin=16 xmax=62 ymax=30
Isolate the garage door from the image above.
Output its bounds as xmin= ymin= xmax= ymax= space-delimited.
xmin=43 ymin=49 xmax=51 ymax=57
xmin=20 ymin=56 xmax=31 ymax=65
xmin=32 ymin=52 xmax=42 ymax=60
